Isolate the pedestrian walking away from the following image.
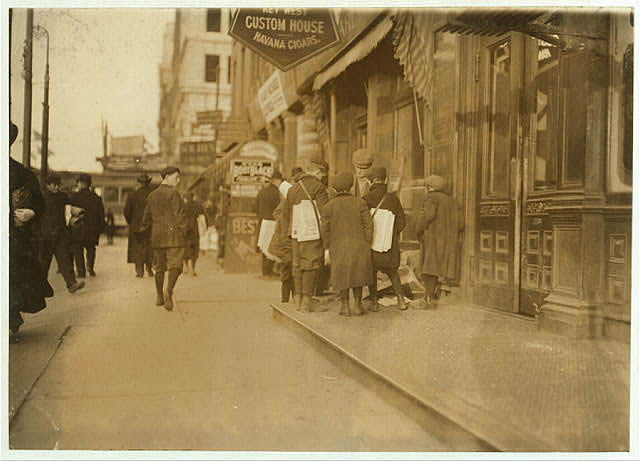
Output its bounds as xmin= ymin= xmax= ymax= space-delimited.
xmin=124 ymin=173 xmax=155 ymax=277
xmin=363 ymin=166 xmax=407 ymax=311
xmin=139 ymin=166 xmax=189 ymax=311
xmin=8 ymin=121 xmax=54 ymax=339
xmin=38 ymin=174 xmax=85 ymax=293
xmin=281 ymin=156 xmax=329 ymax=313
xmin=182 ymin=191 xmax=207 ymax=276
xmin=256 ymin=170 xmax=283 ymax=278
xmin=321 ymin=171 xmax=374 ymax=317
xmin=104 ymin=208 xmax=116 ymax=245
xmin=414 ymin=175 xmax=463 ymax=309
xmin=69 ymin=174 xmax=105 ymax=278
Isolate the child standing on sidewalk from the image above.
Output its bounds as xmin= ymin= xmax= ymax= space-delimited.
xmin=321 ymin=172 xmax=374 ymax=316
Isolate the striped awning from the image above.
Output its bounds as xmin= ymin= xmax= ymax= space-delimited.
xmin=313 ymin=16 xmax=394 ymax=91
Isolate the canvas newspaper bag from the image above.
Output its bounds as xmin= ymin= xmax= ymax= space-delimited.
xmin=370 ymin=194 xmax=395 ymax=252
xmin=291 ymin=180 xmax=321 ymax=242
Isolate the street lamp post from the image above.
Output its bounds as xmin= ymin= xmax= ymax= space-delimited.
xmin=35 ymin=24 xmax=49 ymax=182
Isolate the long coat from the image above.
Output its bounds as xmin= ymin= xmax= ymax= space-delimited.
xmin=139 ymin=184 xmax=189 ymax=249
xmin=363 ymin=183 xmax=406 ymax=270
xmin=124 ymin=184 xmax=154 ymax=263
xmin=69 ymin=188 xmax=105 ymax=245
xmin=9 ymin=158 xmax=53 ymax=318
xmin=282 ymin=174 xmax=328 ymax=271
xmin=415 ymin=190 xmax=460 ymax=279
xmin=320 ymin=192 xmax=373 ymax=291
xmin=268 ymin=199 xmax=292 ymax=264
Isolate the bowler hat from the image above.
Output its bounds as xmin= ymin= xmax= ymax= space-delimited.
xmin=137 ymin=173 xmax=152 ymax=184
xmin=332 ymin=171 xmax=354 ymax=192
xmin=160 ymin=166 xmax=180 ymax=178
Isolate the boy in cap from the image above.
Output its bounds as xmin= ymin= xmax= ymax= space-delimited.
xmin=351 ymin=148 xmax=374 ymax=197
xmin=363 ymin=167 xmax=407 ymax=310
xmin=124 ymin=173 xmax=155 ymax=277
xmin=139 ymin=166 xmax=188 ymax=310
xmin=39 ymin=174 xmax=85 ymax=293
xmin=281 ymin=156 xmax=329 ymax=312
xmin=320 ymin=171 xmax=373 ymax=316
xmin=256 ymin=170 xmax=283 ymax=278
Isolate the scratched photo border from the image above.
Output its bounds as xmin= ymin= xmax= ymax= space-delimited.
xmin=1 ymin=0 xmax=638 ymax=460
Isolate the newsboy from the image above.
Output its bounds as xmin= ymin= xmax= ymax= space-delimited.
xmin=139 ymin=166 xmax=188 ymax=311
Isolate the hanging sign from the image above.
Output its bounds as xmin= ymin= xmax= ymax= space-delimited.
xmin=230 ymin=8 xmax=340 ymax=71
xmin=258 ymin=72 xmax=288 ymax=123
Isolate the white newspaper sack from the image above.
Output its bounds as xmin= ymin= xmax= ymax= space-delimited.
xmin=197 ymin=214 xmax=207 ymax=236
xmin=257 ymin=219 xmax=280 ymax=262
xmin=292 ymin=200 xmax=320 ymax=242
xmin=370 ymin=208 xmax=395 ymax=252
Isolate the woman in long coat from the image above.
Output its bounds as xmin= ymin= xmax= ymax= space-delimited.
xmin=9 ymin=121 xmax=53 ymax=337
xmin=321 ymin=172 xmax=373 ymax=316
xmin=414 ymin=175 xmax=460 ymax=309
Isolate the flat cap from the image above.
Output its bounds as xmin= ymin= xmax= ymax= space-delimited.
xmin=367 ymin=166 xmax=387 ymax=181
xmin=46 ymin=174 xmax=61 ymax=185
xmin=425 ymin=174 xmax=447 ymax=192
xmin=77 ymin=173 xmax=92 ymax=185
xmin=307 ymin=156 xmax=329 ymax=172
xmin=332 ymin=171 xmax=354 ymax=192
xmin=271 ymin=170 xmax=283 ymax=180
xmin=352 ymin=149 xmax=373 ymax=169
xmin=160 ymin=166 xmax=180 ymax=178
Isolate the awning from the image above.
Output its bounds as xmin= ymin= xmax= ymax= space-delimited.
xmin=313 ymin=16 xmax=394 ymax=91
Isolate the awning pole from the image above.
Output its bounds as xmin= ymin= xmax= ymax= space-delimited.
xmin=413 ymin=87 xmax=424 ymax=146
xmin=330 ymin=87 xmax=337 ymax=177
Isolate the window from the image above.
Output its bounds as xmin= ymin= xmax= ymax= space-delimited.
xmin=205 ymin=55 xmax=219 ymax=82
xmin=561 ymin=50 xmax=586 ymax=183
xmin=206 ymin=9 xmax=221 ymax=32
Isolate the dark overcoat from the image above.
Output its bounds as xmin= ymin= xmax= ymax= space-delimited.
xmin=183 ymin=200 xmax=205 ymax=258
xmin=268 ymin=199 xmax=292 ymax=264
xmin=363 ymin=183 xmax=406 ymax=270
xmin=415 ymin=190 xmax=460 ymax=279
xmin=9 ymin=158 xmax=53 ymax=317
xmin=256 ymin=183 xmax=280 ymax=220
xmin=139 ymin=184 xmax=189 ymax=249
xmin=124 ymin=184 xmax=154 ymax=263
xmin=69 ymin=188 xmax=105 ymax=245
xmin=320 ymin=192 xmax=373 ymax=291
xmin=282 ymin=174 xmax=328 ymax=271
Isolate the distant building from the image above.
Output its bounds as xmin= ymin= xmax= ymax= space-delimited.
xmin=157 ymin=8 xmax=234 ymax=185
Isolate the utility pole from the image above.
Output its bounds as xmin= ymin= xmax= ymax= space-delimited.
xmin=36 ymin=25 xmax=50 ymax=182
xmin=22 ymin=9 xmax=34 ymax=168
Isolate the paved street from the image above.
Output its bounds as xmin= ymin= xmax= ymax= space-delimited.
xmin=9 ymin=236 xmax=446 ymax=451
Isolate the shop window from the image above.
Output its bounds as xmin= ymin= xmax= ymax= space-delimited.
xmin=623 ymin=44 xmax=633 ymax=171
xmin=561 ymin=50 xmax=587 ymax=184
xmin=207 ymin=9 xmax=221 ymax=32
xmin=485 ymin=40 xmax=511 ymax=198
xmin=205 ymin=55 xmax=219 ymax=82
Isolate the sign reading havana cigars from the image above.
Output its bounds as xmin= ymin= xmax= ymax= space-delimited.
xmin=230 ymin=8 xmax=340 ymax=71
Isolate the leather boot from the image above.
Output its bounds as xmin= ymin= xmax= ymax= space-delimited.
xmin=164 ymin=290 xmax=174 ymax=311
xmin=339 ymin=298 xmax=350 ymax=316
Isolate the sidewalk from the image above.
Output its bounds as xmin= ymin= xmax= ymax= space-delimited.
xmin=271 ymin=294 xmax=630 ymax=451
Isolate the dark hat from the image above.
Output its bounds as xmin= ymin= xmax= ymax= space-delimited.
xmin=332 ymin=171 xmax=354 ymax=192
xmin=46 ymin=174 xmax=61 ymax=185
xmin=308 ymin=156 xmax=329 ymax=172
xmin=291 ymin=166 xmax=303 ymax=177
xmin=271 ymin=170 xmax=283 ymax=180
xmin=137 ymin=173 xmax=152 ymax=184
xmin=77 ymin=173 xmax=92 ymax=185
xmin=352 ymin=149 xmax=373 ymax=169
xmin=10 ymin=122 xmax=18 ymax=146
xmin=160 ymin=166 xmax=180 ymax=178
xmin=367 ymin=167 xmax=387 ymax=181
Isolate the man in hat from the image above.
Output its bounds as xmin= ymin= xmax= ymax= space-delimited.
xmin=351 ymin=148 xmax=374 ymax=197
xmin=281 ymin=156 xmax=329 ymax=312
xmin=256 ymin=170 xmax=283 ymax=277
xmin=69 ymin=173 xmax=105 ymax=278
xmin=363 ymin=167 xmax=407 ymax=311
xmin=39 ymin=174 xmax=85 ymax=293
xmin=124 ymin=173 xmax=155 ymax=278
xmin=139 ymin=166 xmax=188 ymax=311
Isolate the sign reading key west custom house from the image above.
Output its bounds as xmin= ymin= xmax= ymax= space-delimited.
xmin=230 ymin=8 xmax=340 ymax=71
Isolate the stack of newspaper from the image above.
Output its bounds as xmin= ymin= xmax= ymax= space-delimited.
xmin=370 ymin=208 xmax=395 ymax=252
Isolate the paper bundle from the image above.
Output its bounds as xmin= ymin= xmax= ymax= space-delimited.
xmin=370 ymin=208 xmax=395 ymax=252
xmin=292 ymin=200 xmax=320 ymax=242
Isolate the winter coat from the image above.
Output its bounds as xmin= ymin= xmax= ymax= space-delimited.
xmin=268 ymin=199 xmax=293 ymax=264
xmin=256 ymin=183 xmax=280 ymax=220
xmin=124 ymin=184 xmax=154 ymax=263
xmin=320 ymin=192 xmax=373 ymax=291
xmin=363 ymin=183 xmax=406 ymax=270
xmin=9 ymin=158 xmax=53 ymax=315
xmin=139 ymin=184 xmax=189 ymax=249
xmin=415 ymin=190 xmax=460 ymax=279
xmin=69 ymin=188 xmax=105 ymax=245
xmin=40 ymin=189 xmax=71 ymax=240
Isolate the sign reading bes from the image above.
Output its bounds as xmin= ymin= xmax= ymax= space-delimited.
xmin=230 ymin=8 xmax=340 ymax=71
